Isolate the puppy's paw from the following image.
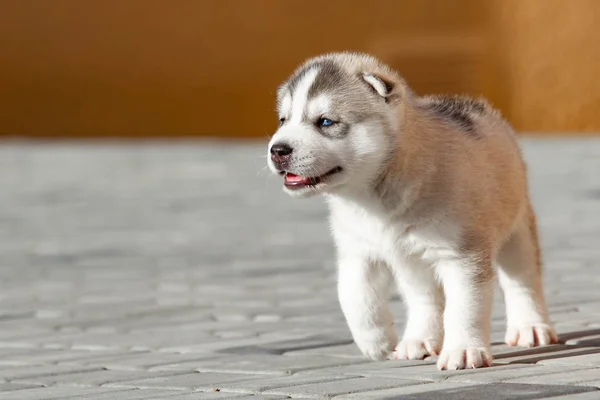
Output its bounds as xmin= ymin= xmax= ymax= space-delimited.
xmin=505 ymin=323 xmax=558 ymax=347
xmin=437 ymin=347 xmax=492 ymax=370
xmin=354 ymin=327 xmax=398 ymax=361
xmin=393 ymin=338 xmax=441 ymax=360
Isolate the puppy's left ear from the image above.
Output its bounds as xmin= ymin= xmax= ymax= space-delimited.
xmin=361 ymin=72 xmax=400 ymax=103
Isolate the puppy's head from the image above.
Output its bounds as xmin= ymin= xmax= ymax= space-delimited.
xmin=267 ymin=52 xmax=404 ymax=198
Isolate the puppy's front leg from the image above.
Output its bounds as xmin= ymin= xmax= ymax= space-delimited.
xmin=436 ymin=256 xmax=494 ymax=370
xmin=394 ymin=261 xmax=444 ymax=360
xmin=338 ymin=256 xmax=398 ymax=360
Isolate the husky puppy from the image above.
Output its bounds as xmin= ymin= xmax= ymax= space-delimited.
xmin=266 ymin=52 xmax=557 ymax=370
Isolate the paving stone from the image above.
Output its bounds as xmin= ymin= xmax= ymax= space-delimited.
xmin=158 ymin=334 xmax=320 ymax=354
xmin=34 ymin=331 xmax=215 ymax=352
xmin=0 ymin=349 xmax=45 ymax=358
xmin=540 ymin=351 xmax=600 ymax=368
xmin=152 ymin=354 xmax=368 ymax=376
xmin=333 ymin=382 xmax=477 ymax=399
xmin=206 ymin=373 xmax=356 ymax=394
xmin=362 ymin=363 xmax=590 ymax=384
xmin=68 ymin=351 xmax=228 ymax=371
xmin=0 ymin=384 xmax=42 ymax=392
xmin=335 ymin=382 xmax=599 ymax=399
xmin=493 ymin=346 xmax=600 ymax=365
xmin=128 ymin=320 xmax=246 ymax=336
xmin=105 ymin=372 xmax=263 ymax=391
xmin=65 ymin=389 xmax=211 ymax=400
xmin=216 ymin=335 xmax=354 ymax=356
xmin=92 ymin=390 xmax=293 ymax=400
xmin=300 ymin=359 xmax=436 ymax=376
xmin=12 ymin=369 xmax=188 ymax=387
xmin=165 ymin=395 xmax=290 ymax=400
xmin=549 ymin=390 xmax=600 ymax=400
xmin=490 ymin=344 xmax=572 ymax=359
xmin=506 ymin=368 xmax=600 ymax=386
xmin=566 ymin=335 xmax=600 ymax=346
xmin=0 ymin=341 xmax=38 ymax=350
xmin=0 ymin=387 xmax=131 ymax=399
xmin=0 ymin=349 xmax=128 ymax=366
xmin=262 ymin=376 xmax=423 ymax=398
xmin=283 ymin=343 xmax=364 ymax=359
xmin=0 ymin=365 xmax=102 ymax=381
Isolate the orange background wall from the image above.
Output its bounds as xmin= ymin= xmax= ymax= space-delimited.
xmin=490 ymin=0 xmax=600 ymax=132
xmin=0 ymin=0 xmax=598 ymax=138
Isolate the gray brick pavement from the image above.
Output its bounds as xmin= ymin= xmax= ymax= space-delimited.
xmin=0 ymin=138 xmax=599 ymax=399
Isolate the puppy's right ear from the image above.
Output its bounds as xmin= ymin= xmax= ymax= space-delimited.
xmin=360 ymin=72 xmax=400 ymax=103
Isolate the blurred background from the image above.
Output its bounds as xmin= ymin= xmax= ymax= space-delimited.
xmin=1 ymin=0 xmax=599 ymax=139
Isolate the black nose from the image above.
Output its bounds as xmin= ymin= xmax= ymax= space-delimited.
xmin=270 ymin=143 xmax=293 ymax=157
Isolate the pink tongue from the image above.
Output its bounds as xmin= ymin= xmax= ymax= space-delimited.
xmin=285 ymin=173 xmax=311 ymax=185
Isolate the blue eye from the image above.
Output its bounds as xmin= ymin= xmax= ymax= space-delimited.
xmin=318 ymin=118 xmax=335 ymax=127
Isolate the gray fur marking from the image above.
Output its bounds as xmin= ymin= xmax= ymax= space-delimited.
xmin=424 ymin=95 xmax=487 ymax=135
xmin=307 ymin=61 xmax=346 ymax=100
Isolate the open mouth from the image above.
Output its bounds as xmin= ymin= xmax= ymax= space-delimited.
xmin=280 ymin=167 xmax=343 ymax=189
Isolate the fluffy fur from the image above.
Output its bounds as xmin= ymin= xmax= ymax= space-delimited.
xmin=266 ymin=52 xmax=557 ymax=370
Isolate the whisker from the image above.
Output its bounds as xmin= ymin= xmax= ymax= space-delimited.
xmin=256 ymin=165 xmax=270 ymax=178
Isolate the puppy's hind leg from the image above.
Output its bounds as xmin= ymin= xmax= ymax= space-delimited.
xmin=498 ymin=205 xmax=558 ymax=348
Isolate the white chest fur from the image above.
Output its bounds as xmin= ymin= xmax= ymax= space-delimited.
xmin=327 ymin=196 xmax=460 ymax=268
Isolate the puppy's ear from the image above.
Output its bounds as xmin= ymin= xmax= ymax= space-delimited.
xmin=360 ymin=72 xmax=399 ymax=103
